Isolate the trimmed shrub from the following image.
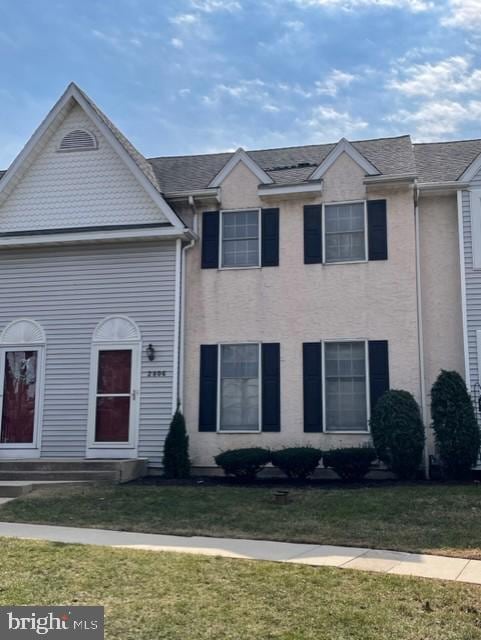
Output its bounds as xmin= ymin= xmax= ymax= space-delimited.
xmin=271 ymin=447 xmax=322 ymax=480
xmin=431 ymin=370 xmax=480 ymax=480
xmin=162 ymin=408 xmax=190 ymax=479
xmin=214 ymin=447 xmax=271 ymax=480
xmin=370 ymin=390 xmax=425 ymax=480
xmin=323 ymin=447 xmax=377 ymax=482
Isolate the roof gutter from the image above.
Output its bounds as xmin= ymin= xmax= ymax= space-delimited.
xmin=417 ymin=181 xmax=469 ymax=193
xmin=165 ymin=188 xmax=221 ymax=203
xmin=364 ymin=174 xmax=417 ymax=186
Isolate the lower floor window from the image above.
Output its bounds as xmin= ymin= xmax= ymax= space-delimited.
xmin=219 ymin=343 xmax=260 ymax=432
xmin=325 ymin=341 xmax=368 ymax=432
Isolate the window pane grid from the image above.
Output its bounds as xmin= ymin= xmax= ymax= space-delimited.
xmin=220 ymin=344 xmax=259 ymax=431
xmin=222 ymin=210 xmax=259 ymax=267
xmin=325 ymin=342 xmax=368 ymax=432
xmin=325 ymin=203 xmax=366 ymax=263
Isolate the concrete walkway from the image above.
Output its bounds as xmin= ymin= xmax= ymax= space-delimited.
xmin=0 ymin=521 xmax=480 ymax=585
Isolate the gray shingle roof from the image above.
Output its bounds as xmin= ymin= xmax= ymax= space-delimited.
xmin=413 ymin=140 xmax=481 ymax=183
xmin=148 ymin=135 xmax=417 ymax=192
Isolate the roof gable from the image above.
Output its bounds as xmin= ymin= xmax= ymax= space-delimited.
xmin=0 ymin=83 xmax=185 ymax=231
xmin=309 ymin=138 xmax=380 ymax=180
xmin=208 ymin=147 xmax=274 ymax=187
xmin=459 ymin=150 xmax=481 ymax=182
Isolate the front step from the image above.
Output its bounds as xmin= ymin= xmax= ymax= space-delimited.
xmin=0 ymin=470 xmax=118 ymax=482
xmin=0 ymin=459 xmax=148 ymax=484
xmin=0 ymin=481 xmax=33 ymax=497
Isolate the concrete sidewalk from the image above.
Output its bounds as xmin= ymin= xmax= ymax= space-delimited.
xmin=0 ymin=521 xmax=479 ymax=585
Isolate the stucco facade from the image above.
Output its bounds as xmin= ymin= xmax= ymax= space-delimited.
xmin=183 ymin=153 xmax=423 ymax=468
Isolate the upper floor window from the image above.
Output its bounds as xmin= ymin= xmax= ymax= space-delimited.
xmin=201 ymin=208 xmax=279 ymax=270
xmin=221 ymin=210 xmax=260 ymax=268
xmin=324 ymin=202 xmax=366 ymax=263
xmin=304 ymin=199 xmax=387 ymax=265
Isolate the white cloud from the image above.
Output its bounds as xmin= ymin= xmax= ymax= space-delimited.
xmin=190 ymin=0 xmax=241 ymax=11
xmin=292 ymin=0 xmax=434 ymax=11
xmin=169 ymin=13 xmax=199 ymax=25
xmin=284 ymin=19 xmax=304 ymax=30
xmin=171 ymin=37 xmax=184 ymax=49
xmin=203 ymin=79 xmax=268 ymax=104
xmin=387 ymin=99 xmax=481 ymax=139
xmin=299 ymin=105 xmax=368 ymax=141
xmin=315 ymin=69 xmax=355 ymax=96
xmin=389 ymin=56 xmax=481 ymax=97
xmin=263 ymin=104 xmax=281 ymax=112
xmin=441 ymin=0 xmax=481 ymax=30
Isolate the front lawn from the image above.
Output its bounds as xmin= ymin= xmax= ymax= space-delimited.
xmin=1 ymin=483 xmax=481 ymax=559
xmin=1 ymin=537 xmax=480 ymax=639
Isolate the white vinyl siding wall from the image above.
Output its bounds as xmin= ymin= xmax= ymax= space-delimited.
xmin=0 ymin=240 xmax=177 ymax=466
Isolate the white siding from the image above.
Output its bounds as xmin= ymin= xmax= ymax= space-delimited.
xmin=462 ymin=167 xmax=481 ymax=387
xmin=0 ymin=104 xmax=167 ymax=232
xmin=0 ymin=240 xmax=177 ymax=466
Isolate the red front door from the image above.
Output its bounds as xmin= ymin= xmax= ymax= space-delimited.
xmin=95 ymin=349 xmax=132 ymax=443
xmin=0 ymin=350 xmax=38 ymax=445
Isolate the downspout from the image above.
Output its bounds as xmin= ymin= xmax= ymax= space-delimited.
xmin=177 ymin=196 xmax=197 ymax=411
xmin=457 ymin=189 xmax=470 ymax=388
xmin=414 ymin=182 xmax=430 ymax=479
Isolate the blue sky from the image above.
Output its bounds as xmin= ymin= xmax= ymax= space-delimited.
xmin=0 ymin=0 xmax=480 ymax=167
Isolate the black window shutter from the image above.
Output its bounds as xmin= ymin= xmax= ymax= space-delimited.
xmin=368 ymin=341 xmax=390 ymax=411
xmin=261 ymin=208 xmax=279 ymax=267
xmin=199 ymin=345 xmax=218 ymax=431
xmin=303 ymin=342 xmax=322 ymax=432
xmin=201 ymin=211 xmax=220 ymax=269
xmin=367 ymin=200 xmax=388 ymax=261
xmin=304 ymin=205 xmax=323 ymax=264
xmin=262 ymin=343 xmax=281 ymax=431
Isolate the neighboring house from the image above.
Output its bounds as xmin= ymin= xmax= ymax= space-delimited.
xmin=0 ymin=82 xmax=478 ymax=473
xmin=0 ymin=84 xmax=192 ymax=467
xmin=418 ymin=141 xmax=481 ymax=408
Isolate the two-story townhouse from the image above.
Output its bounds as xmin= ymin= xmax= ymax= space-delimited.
xmin=172 ymin=137 xmax=462 ymax=471
xmin=0 ymin=82 xmax=476 ymax=476
xmin=0 ymin=83 xmax=192 ymax=475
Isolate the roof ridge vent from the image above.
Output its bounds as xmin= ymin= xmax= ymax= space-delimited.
xmin=58 ymin=129 xmax=98 ymax=152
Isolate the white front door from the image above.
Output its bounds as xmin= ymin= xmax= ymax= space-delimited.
xmin=0 ymin=347 xmax=43 ymax=454
xmin=86 ymin=343 xmax=140 ymax=458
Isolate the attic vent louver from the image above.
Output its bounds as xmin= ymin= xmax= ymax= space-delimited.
xmin=58 ymin=129 xmax=97 ymax=152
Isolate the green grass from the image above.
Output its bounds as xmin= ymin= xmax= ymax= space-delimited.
xmin=1 ymin=483 xmax=481 ymax=559
xmin=0 ymin=537 xmax=480 ymax=640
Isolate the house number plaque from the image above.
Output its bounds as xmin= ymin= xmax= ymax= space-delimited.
xmin=147 ymin=370 xmax=167 ymax=378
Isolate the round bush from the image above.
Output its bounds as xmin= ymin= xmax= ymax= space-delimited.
xmin=214 ymin=447 xmax=271 ymax=479
xmin=270 ymin=447 xmax=322 ymax=480
xmin=370 ymin=389 xmax=425 ymax=480
xmin=323 ymin=447 xmax=376 ymax=482
xmin=431 ymin=370 xmax=480 ymax=480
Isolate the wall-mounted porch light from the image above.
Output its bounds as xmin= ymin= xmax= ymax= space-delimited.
xmin=146 ymin=344 xmax=156 ymax=362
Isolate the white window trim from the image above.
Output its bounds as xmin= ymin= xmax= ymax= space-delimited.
xmin=0 ymin=344 xmax=45 ymax=454
xmin=219 ymin=208 xmax=262 ymax=270
xmin=217 ymin=342 xmax=262 ymax=433
xmin=322 ymin=338 xmax=370 ymax=434
xmin=86 ymin=341 xmax=141 ymax=454
xmin=322 ymin=200 xmax=368 ymax=266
